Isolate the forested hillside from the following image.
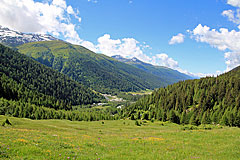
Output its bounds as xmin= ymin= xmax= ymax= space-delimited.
xmin=0 ymin=44 xmax=103 ymax=110
xmin=17 ymin=41 xmax=173 ymax=94
xmin=124 ymin=66 xmax=240 ymax=127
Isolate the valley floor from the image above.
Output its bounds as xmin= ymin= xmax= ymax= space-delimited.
xmin=0 ymin=115 xmax=240 ymax=160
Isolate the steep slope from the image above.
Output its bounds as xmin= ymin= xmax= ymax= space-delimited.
xmin=112 ymin=55 xmax=192 ymax=84
xmin=124 ymin=66 xmax=240 ymax=127
xmin=16 ymin=40 xmax=169 ymax=93
xmin=0 ymin=44 xmax=103 ymax=110
xmin=0 ymin=26 xmax=57 ymax=47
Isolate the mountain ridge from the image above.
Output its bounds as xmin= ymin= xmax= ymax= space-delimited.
xmin=16 ymin=40 xmax=169 ymax=93
xmin=0 ymin=26 xmax=192 ymax=94
xmin=112 ymin=55 xmax=192 ymax=84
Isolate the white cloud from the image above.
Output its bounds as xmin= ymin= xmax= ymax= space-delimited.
xmin=222 ymin=9 xmax=240 ymax=24
xmin=152 ymin=53 xmax=179 ymax=69
xmin=227 ymin=0 xmax=240 ymax=7
xmin=191 ymin=24 xmax=240 ymax=71
xmin=169 ymin=33 xmax=185 ymax=45
xmin=95 ymin=34 xmax=152 ymax=62
xmin=0 ymin=0 xmax=82 ymax=43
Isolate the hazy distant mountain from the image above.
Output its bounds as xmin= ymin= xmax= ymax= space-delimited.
xmin=112 ymin=55 xmax=192 ymax=84
xmin=0 ymin=26 xmax=58 ymax=47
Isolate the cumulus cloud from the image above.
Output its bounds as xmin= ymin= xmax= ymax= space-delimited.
xmin=227 ymin=0 xmax=240 ymax=7
xmin=95 ymin=34 xmax=152 ymax=62
xmin=169 ymin=33 xmax=185 ymax=45
xmin=152 ymin=53 xmax=179 ymax=69
xmin=94 ymin=34 xmax=181 ymax=70
xmin=191 ymin=24 xmax=240 ymax=71
xmin=188 ymin=0 xmax=240 ymax=73
xmin=0 ymin=0 xmax=82 ymax=43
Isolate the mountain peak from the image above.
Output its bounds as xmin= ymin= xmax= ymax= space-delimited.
xmin=0 ymin=26 xmax=58 ymax=47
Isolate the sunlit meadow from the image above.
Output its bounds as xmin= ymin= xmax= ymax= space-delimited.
xmin=1 ymin=115 xmax=240 ymax=160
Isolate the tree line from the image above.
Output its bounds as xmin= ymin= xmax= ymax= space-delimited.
xmin=0 ymin=98 xmax=119 ymax=121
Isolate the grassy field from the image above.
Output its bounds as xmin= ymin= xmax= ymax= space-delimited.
xmin=0 ymin=115 xmax=240 ymax=160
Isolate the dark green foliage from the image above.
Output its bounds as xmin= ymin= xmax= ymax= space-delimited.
xmin=0 ymin=44 xmax=103 ymax=110
xmin=124 ymin=66 xmax=240 ymax=127
xmin=17 ymin=41 xmax=174 ymax=94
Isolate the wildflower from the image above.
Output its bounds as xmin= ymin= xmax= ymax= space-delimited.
xmin=7 ymin=148 xmax=9 ymax=149
xmin=67 ymin=157 xmax=70 ymax=159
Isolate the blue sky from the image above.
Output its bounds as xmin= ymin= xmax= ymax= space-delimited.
xmin=1 ymin=0 xmax=240 ymax=76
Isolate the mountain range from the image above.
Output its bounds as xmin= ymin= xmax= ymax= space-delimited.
xmin=0 ymin=26 xmax=192 ymax=94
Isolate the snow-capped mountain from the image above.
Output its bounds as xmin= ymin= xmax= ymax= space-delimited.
xmin=0 ymin=26 xmax=58 ymax=47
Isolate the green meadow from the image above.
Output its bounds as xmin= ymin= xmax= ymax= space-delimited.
xmin=1 ymin=115 xmax=240 ymax=160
